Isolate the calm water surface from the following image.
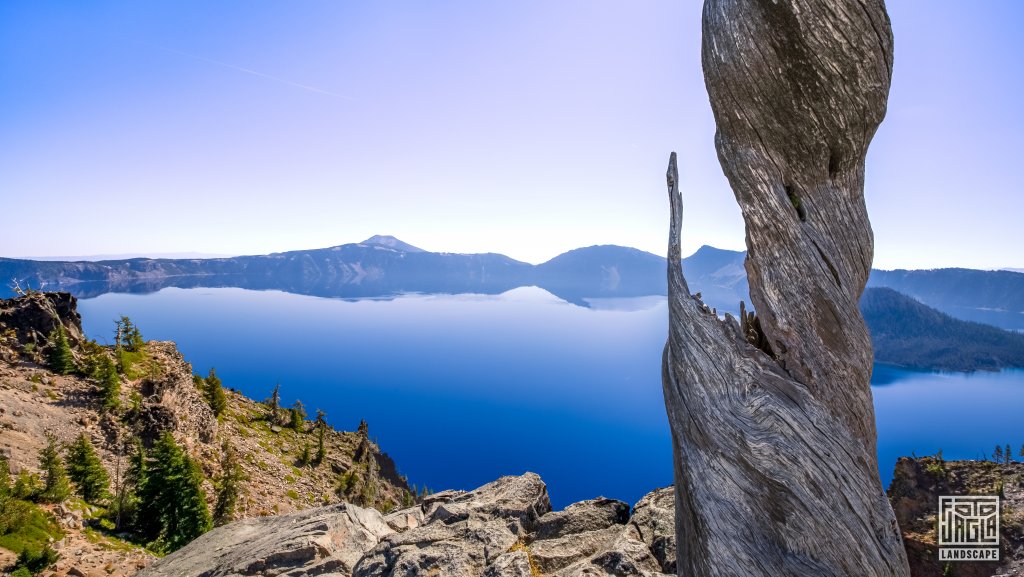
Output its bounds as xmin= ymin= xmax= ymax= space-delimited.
xmin=77 ymin=287 xmax=1024 ymax=508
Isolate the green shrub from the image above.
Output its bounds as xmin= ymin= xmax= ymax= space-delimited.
xmin=336 ymin=470 xmax=359 ymax=499
xmin=0 ymin=504 xmax=62 ymax=557
xmin=924 ymin=460 xmax=946 ymax=481
xmin=12 ymin=471 xmax=41 ymax=501
xmin=15 ymin=544 xmax=59 ymax=574
xmin=296 ymin=444 xmax=311 ymax=467
xmin=115 ymin=348 xmax=146 ymax=378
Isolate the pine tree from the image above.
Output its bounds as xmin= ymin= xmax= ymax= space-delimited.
xmin=115 ymin=438 xmax=147 ymax=531
xmin=357 ymin=419 xmax=369 ymax=437
xmin=108 ymin=439 xmax=126 ymax=530
xmin=113 ymin=316 xmax=146 ymax=376
xmin=116 ymin=316 xmax=145 ymax=352
xmin=138 ymin=433 xmax=211 ymax=552
xmin=0 ymin=454 xmax=11 ymax=497
xmin=173 ymin=458 xmax=212 ymax=550
xmin=0 ymin=455 xmax=15 ymax=531
xmin=66 ymin=434 xmax=109 ymax=504
xmin=1006 ymin=444 xmax=1013 ymax=464
xmin=297 ymin=444 xmax=311 ymax=467
xmin=289 ymin=400 xmax=306 ymax=433
xmin=38 ymin=433 xmax=70 ymax=503
xmin=97 ymin=354 xmax=121 ymax=411
xmin=994 ymin=445 xmax=1004 ymax=462
xmin=314 ymin=409 xmax=327 ymax=464
xmin=266 ymin=383 xmax=281 ymax=424
xmin=47 ymin=325 xmax=75 ymax=375
xmin=203 ymin=368 xmax=227 ymax=418
xmin=213 ymin=443 xmax=246 ymax=527
xmin=1020 ymin=444 xmax=1024 ymax=459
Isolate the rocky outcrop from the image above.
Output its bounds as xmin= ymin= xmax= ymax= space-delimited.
xmin=354 ymin=474 xmax=550 ymax=577
xmin=662 ymin=1 xmax=907 ymax=576
xmin=130 ymin=341 xmax=219 ymax=444
xmin=888 ymin=457 xmax=1024 ymax=577
xmin=138 ymin=503 xmax=394 ymax=577
xmin=0 ymin=291 xmax=83 ymax=363
xmin=139 ymin=474 xmax=676 ymax=577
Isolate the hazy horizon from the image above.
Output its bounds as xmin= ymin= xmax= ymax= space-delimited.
xmin=2 ymin=1 xmax=1021 ymax=269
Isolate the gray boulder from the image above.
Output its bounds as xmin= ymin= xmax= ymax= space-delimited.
xmin=628 ymin=488 xmax=675 ymax=573
xmin=355 ymin=519 xmax=519 ymax=577
xmin=530 ymin=525 xmax=622 ymax=573
xmin=425 ymin=473 xmax=551 ymax=534
xmin=483 ymin=550 xmax=534 ymax=577
xmin=555 ymin=524 xmax=668 ymax=577
xmin=533 ymin=497 xmax=629 ymax=540
xmin=384 ymin=505 xmax=426 ymax=532
xmin=355 ymin=474 xmax=550 ymax=577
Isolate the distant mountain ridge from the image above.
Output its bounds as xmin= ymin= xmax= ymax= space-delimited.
xmin=3 ymin=237 xmax=1023 ymax=330
xmin=860 ymin=287 xmax=1024 ymax=371
xmin=867 ymin=268 xmax=1024 ymax=328
xmin=4 ymin=238 xmax=1024 ymax=372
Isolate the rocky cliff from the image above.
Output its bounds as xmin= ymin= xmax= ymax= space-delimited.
xmin=889 ymin=457 xmax=1024 ymax=577
xmin=0 ymin=292 xmax=411 ymax=576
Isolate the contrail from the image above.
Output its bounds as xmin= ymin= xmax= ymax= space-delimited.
xmin=145 ymin=42 xmax=353 ymax=101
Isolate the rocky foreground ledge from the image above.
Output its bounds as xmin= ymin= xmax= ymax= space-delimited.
xmin=138 ymin=473 xmax=675 ymax=577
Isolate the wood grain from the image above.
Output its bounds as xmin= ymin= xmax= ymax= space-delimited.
xmin=662 ymin=1 xmax=909 ymax=575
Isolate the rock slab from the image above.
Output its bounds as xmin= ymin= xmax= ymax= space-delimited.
xmin=137 ymin=503 xmax=393 ymax=577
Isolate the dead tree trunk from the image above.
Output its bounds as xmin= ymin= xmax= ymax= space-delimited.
xmin=662 ymin=1 xmax=909 ymax=575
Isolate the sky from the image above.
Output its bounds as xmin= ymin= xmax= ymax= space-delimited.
xmin=1 ymin=1 xmax=1021 ymax=270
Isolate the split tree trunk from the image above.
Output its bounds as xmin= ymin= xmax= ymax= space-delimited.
xmin=662 ymin=1 xmax=909 ymax=575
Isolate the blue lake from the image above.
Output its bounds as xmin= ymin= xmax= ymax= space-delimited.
xmin=77 ymin=287 xmax=1024 ymax=509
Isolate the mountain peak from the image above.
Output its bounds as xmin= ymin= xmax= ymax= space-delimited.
xmin=689 ymin=244 xmax=744 ymax=259
xmin=360 ymin=235 xmax=425 ymax=253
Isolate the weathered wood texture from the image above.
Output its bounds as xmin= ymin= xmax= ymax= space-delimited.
xmin=662 ymin=1 xmax=909 ymax=575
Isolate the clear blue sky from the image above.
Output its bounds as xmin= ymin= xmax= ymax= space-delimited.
xmin=1 ymin=1 xmax=1020 ymax=269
